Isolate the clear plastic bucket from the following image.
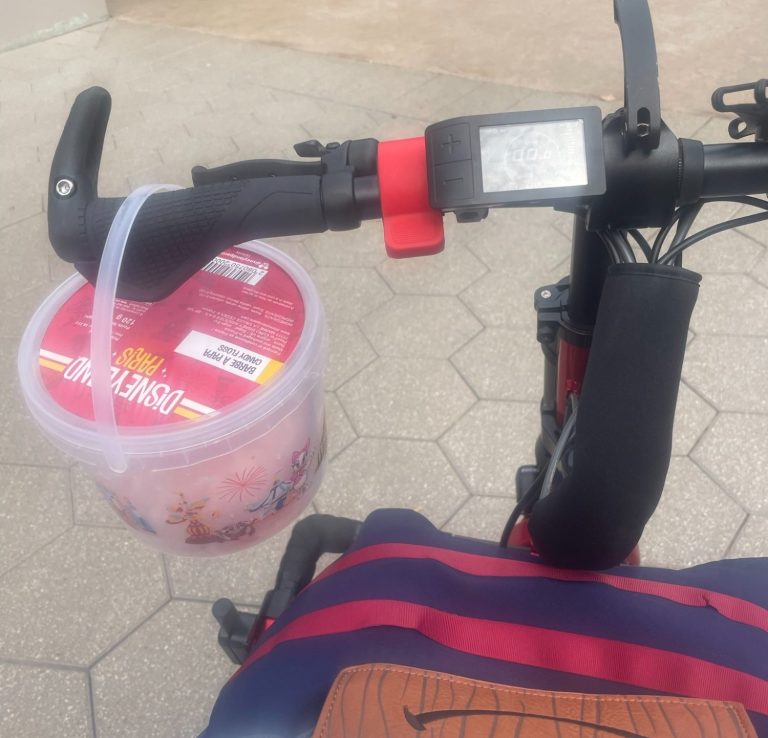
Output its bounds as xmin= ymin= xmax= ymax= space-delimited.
xmin=18 ymin=188 xmax=327 ymax=556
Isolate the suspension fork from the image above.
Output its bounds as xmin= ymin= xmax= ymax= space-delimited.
xmin=516 ymin=215 xmax=610 ymax=498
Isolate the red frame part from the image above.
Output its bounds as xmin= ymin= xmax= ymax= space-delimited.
xmin=555 ymin=338 xmax=590 ymax=426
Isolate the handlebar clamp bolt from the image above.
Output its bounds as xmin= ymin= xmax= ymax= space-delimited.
xmin=55 ymin=178 xmax=76 ymax=198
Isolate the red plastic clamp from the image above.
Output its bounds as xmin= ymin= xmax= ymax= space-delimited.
xmin=378 ymin=137 xmax=445 ymax=258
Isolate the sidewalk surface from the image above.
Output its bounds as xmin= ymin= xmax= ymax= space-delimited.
xmin=1 ymin=8 xmax=767 ymax=737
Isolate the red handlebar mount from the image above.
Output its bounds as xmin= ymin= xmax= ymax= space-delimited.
xmin=378 ymin=137 xmax=445 ymax=258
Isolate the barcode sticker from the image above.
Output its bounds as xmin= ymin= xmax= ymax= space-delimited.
xmin=203 ymin=256 xmax=268 ymax=286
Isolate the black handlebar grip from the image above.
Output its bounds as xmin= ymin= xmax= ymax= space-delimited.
xmin=48 ymin=87 xmax=333 ymax=301
xmin=73 ymin=176 xmax=327 ymax=301
xmin=48 ymin=86 xmax=112 ymax=262
xmin=528 ymin=264 xmax=701 ymax=569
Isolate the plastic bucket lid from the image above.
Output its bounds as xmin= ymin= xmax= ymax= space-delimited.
xmin=19 ymin=239 xmax=326 ymax=469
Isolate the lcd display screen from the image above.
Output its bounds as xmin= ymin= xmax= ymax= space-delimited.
xmin=479 ymin=119 xmax=588 ymax=193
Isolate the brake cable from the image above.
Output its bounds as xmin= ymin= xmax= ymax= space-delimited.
xmin=660 ymin=209 xmax=768 ymax=264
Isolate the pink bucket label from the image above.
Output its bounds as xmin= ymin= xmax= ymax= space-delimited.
xmin=39 ymin=246 xmax=306 ymax=426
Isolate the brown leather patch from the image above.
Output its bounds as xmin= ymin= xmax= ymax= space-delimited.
xmin=312 ymin=663 xmax=758 ymax=738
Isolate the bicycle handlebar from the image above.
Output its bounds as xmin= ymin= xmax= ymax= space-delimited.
xmin=48 ymin=86 xmax=768 ymax=300
xmin=49 ymin=87 xmax=383 ymax=299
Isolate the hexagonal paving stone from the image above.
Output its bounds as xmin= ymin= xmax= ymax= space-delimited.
xmin=91 ymin=600 xmax=233 ymax=738
xmin=338 ymin=358 xmax=476 ymax=440
xmin=0 ymin=526 xmax=167 ymax=665
xmin=264 ymin=237 xmax=316 ymax=273
xmin=727 ymin=515 xmax=768 ymax=558
xmin=745 ymin=219 xmax=768 ymax=249
xmin=382 ymin=74 xmax=479 ymax=119
xmin=671 ymin=382 xmax=717 ymax=456
xmin=326 ymin=322 xmax=377 ymax=391
xmin=303 ymin=220 xmax=388 ymax=268
xmin=0 ymin=663 xmax=92 ymax=738
xmin=301 ymin=102 xmax=388 ymax=143
xmin=517 ymin=89 xmax=612 ymax=115
xmin=460 ymin=268 xmax=557 ymax=330
xmin=0 ymin=212 xmax=50 ymax=296
xmin=441 ymin=495 xmax=514 ymax=542
xmin=752 ymin=250 xmax=768 ymax=287
xmin=0 ymin=338 xmax=69 ymax=468
xmin=312 ymin=267 xmax=392 ymax=323
xmin=0 ymin=189 xmax=43 ymax=230
xmin=0 ymin=464 xmax=72 ymax=575
xmin=308 ymin=62 xmax=432 ymax=115
xmin=690 ymin=275 xmax=768 ymax=336
xmin=165 ymin=508 xmax=310 ymax=606
xmin=657 ymin=111 xmax=711 ymax=140
xmin=640 ymin=457 xmax=746 ymax=568
xmin=377 ymin=243 xmax=486 ymax=296
xmin=325 ymin=392 xmax=357 ymax=461
xmin=431 ymin=80 xmax=530 ymax=121
xmin=0 ymin=281 xmax=62 ymax=340
xmin=460 ymin=208 xmax=571 ymax=273
xmin=452 ymin=329 xmax=543 ymax=402
xmin=684 ymin=335 xmax=768 ymax=413
xmin=693 ymin=413 xmax=768 ymax=515
xmin=681 ymin=228 xmax=765 ymax=274
xmin=48 ymin=253 xmax=77 ymax=284
xmin=440 ymin=401 xmax=541 ymax=496
xmin=361 ymin=295 xmax=481 ymax=358
xmin=316 ymin=438 xmax=468 ymax=526
xmin=70 ymin=466 xmax=123 ymax=529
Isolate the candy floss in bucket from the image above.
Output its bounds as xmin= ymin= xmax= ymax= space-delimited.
xmin=18 ymin=186 xmax=327 ymax=555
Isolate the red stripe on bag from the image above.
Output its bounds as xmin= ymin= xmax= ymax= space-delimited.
xmin=312 ymin=543 xmax=768 ymax=633
xmin=245 ymin=599 xmax=768 ymax=715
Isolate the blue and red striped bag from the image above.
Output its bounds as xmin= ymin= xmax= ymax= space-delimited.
xmin=202 ymin=509 xmax=768 ymax=737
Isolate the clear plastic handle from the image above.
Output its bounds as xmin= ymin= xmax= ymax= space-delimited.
xmin=90 ymin=184 xmax=182 ymax=473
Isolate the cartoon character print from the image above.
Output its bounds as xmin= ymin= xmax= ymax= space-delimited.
xmin=164 ymin=492 xmax=270 ymax=545
xmin=215 ymin=518 xmax=259 ymax=541
xmin=102 ymin=488 xmax=156 ymax=535
xmin=166 ymin=438 xmax=319 ymax=546
xmin=166 ymin=493 xmax=224 ymax=544
xmin=247 ymin=439 xmax=314 ymax=521
xmin=289 ymin=439 xmax=311 ymax=495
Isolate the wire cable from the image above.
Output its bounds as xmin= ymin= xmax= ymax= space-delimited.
xmin=600 ymin=231 xmax=636 ymax=263
xmin=627 ymin=229 xmax=653 ymax=262
xmin=599 ymin=232 xmax=621 ymax=263
xmin=700 ymin=195 xmax=768 ymax=212
xmin=653 ymin=196 xmax=768 ymax=264
xmin=660 ymin=210 xmax=768 ymax=265
xmin=540 ymin=403 xmax=579 ymax=501
xmin=610 ymin=231 xmax=637 ymax=263
xmin=668 ymin=204 xmax=700 ymax=267
xmin=651 ymin=210 xmax=682 ymax=263
xmin=500 ymin=467 xmax=545 ymax=547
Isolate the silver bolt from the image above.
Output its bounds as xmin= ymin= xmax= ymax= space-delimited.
xmin=55 ymin=178 xmax=75 ymax=197
xmin=540 ymin=289 xmax=552 ymax=299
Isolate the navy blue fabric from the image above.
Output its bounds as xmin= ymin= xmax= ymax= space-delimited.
xmin=353 ymin=510 xmax=768 ymax=608
xmin=259 ymin=558 xmax=768 ymax=679
xmin=201 ymin=509 xmax=768 ymax=738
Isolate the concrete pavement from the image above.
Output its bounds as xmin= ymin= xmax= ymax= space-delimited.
xmin=1 ymin=13 xmax=767 ymax=737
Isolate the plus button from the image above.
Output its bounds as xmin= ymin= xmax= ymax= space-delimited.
xmin=440 ymin=133 xmax=462 ymax=153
